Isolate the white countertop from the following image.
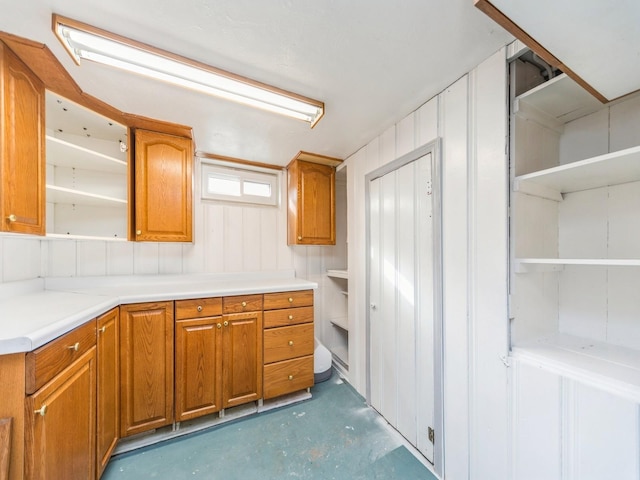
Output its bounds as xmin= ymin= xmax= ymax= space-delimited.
xmin=0 ymin=271 xmax=316 ymax=355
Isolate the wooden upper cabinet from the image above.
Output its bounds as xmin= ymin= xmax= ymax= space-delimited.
xmin=131 ymin=129 xmax=193 ymax=242
xmin=0 ymin=42 xmax=45 ymax=235
xmin=287 ymin=157 xmax=337 ymax=245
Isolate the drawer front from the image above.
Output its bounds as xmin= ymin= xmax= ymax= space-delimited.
xmin=264 ymin=323 xmax=314 ymax=364
xmin=222 ymin=294 xmax=263 ymax=314
xmin=263 ymin=355 xmax=314 ymax=399
xmin=25 ymin=319 xmax=97 ymax=394
xmin=263 ymin=290 xmax=313 ymax=310
xmin=263 ymin=306 xmax=313 ymax=328
xmin=175 ymin=297 xmax=222 ymax=320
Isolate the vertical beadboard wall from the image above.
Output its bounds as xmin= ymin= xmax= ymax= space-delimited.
xmin=345 ymin=48 xmax=508 ymax=479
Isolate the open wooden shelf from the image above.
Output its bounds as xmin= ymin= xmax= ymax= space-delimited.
xmin=512 ymin=333 xmax=640 ymax=403
xmin=514 ymin=145 xmax=640 ymax=201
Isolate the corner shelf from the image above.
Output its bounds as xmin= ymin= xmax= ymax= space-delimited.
xmin=330 ymin=317 xmax=348 ymax=331
xmin=514 ymin=146 xmax=640 ymax=201
xmin=512 ymin=333 xmax=640 ymax=403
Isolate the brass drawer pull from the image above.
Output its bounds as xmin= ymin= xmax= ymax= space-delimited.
xmin=288 ymin=375 xmax=294 ymax=381
xmin=217 ymin=323 xmax=222 ymax=329
xmin=288 ymin=340 xmax=294 ymax=346
xmin=7 ymin=214 xmax=17 ymax=222
xmin=35 ymin=405 xmax=47 ymax=416
xmin=98 ymin=326 xmax=106 ymax=334
xmin=241 ymin=301 xmax=247 ymax=307
xmin=288 ymin=315 xmax=294 ymax=320
xmin=288 ymin=297 xmax=293 ymax=303
xmin=223 ymin=321 xmax=229 ymax=327
xmin=68 ymin=342 xmax=80 ymax=351
xmin=197 ymin=305 xmax=203 ymax=312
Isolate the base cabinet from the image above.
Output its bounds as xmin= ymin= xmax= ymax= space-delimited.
xmin=119 ymin=302 xmax=174 ymax=437
xmin=96 ymin=308 xmax=119 ymax=478
xmin=24 ymin=347 xmax=96 ymax=480
xmin=175 ymin=298 xmax=223 ymax=421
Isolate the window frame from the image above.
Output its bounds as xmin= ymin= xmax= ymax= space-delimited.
xmin=200 ymin=160 xmax=280 ymax=206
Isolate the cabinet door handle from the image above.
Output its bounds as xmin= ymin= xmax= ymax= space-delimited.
xmin=217 ymin=323 xmax=222 ymax=329
xmin=136 ymin=230 xmax=142 ymax=235
xmin=34 ymin=405 xmax=47 ymax=417
xmin=197 ymin=305 xmax=203 ymax=312
xmin=68 ymin=342 xmax=80 ymax=351
xmin=98 ymin=326 xmax=106 ymax=334
xmin=297 ymin=236 xmax=302 ymax=241
xmin=241 ymin=301 xmax=247 ymax=307
xmin=7 ymin=214 xmax=17 ymax=222
xmin=288 ymin=315 xmax=294 ymax=320
xmin=288 ymin=340 xmax=294 ymax=346
xmin=288 ymin=375 xmax=294 ymax=381
xmin=223 ymin=321 xmax=229 ymax=327
xmin=288 ymin=297 xmax=293 ymax=303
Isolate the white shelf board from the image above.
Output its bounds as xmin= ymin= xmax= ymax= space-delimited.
xmin=515 ymin=257 xmax=640 ymax=272
xmin=331 ymin=345 xmax=349 ymax=367
xmin=46 ymin=233 xmax=127 ymax=242
xmin=512 ymin=333 xmax=640 ymax=403
xmin=46 ymin=135 xmax=127 ymax=173
xmin=515 ymin=73 xmax=603 ymax=124
xmin=514 ymin=145 xmax=640 ymax=200
xmin=46 ymin=185 xmax=127 ymax=207
xmin=326 ymin=269 xmax=348 ymax=279
xmin=330 ymin=317 xmax=348 ymax=331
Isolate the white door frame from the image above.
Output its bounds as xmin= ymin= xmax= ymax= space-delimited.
xmin=365 ymin=139 xmax=444 ymax=475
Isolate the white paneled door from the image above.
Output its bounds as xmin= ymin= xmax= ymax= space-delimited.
xmin=368 ymin=151 xmax=436 ymax=463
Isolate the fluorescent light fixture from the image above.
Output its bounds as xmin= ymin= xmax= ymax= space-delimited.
xmin=52 ymin=14 xmax=324 ymax=127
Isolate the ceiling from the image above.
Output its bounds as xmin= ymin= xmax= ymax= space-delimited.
xmin=0 ymin=0 xmax=512 ymax=166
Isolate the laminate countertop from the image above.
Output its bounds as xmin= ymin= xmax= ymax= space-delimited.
xmin=0 ymin=271 xmax=317 ymax=355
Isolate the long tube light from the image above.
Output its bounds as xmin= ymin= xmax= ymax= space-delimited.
xmin=52 ymin=14 xmax=324 ymax=127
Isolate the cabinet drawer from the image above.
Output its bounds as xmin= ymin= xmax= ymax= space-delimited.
xmin=223 ymin=294 xmax=263 ymax=314
xmin=264 ymin=306 xmax=314 ymax=328
xmin=263 ymin=290 xmax=313 ymax=310
xmin=175 ymin=297 xmax=222 ymax=320
xmin=263 ymin=355 xmax=314 ymax=399
xmin=264 ymin=323 xmax=314 ymax=364
xmin=25 ymin=319 xmax=97 ymax=394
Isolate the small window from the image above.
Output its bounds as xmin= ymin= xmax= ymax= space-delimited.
xmin=201 ymin=162 xmax=279 ymax=206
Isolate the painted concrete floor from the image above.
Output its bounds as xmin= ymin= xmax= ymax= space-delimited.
xmin=102 ymin=372 xmax=438 ymax=479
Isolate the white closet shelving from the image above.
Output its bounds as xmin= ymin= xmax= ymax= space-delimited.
xmin=510 ymin=62 xmax=640 ymax=400
xmin=45 ymin=92 xmax=128 ymax=240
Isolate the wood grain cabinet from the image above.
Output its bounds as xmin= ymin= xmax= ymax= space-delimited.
xmin=119 ymin=302 xmax=174 ymax=437
xmin=222 ymin=295 xmax=263 ymax=408
xmin=24 ymin=322 xmax=97 ymax=480
xmin=287 ymin=156 xmax=338 ymax=245
xmin=0 ymin=41 xmax=45 ymax=235
xmin=175 ymin=298 xmax=223 ymax=421
xmin=263 ymin=290 xmax=315 ymax=399
xmin=131 ymin=129 xmax=193 ymax=242
xmin=96 ymin=308 xmax=119 ymax=478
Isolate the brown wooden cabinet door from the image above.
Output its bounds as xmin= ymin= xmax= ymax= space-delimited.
xmin=287 ymin=160 xmax=335 ymax=245
xmin=96 ymin=308 xmax=119 ymax=478
xmin=222 ymin=311 xmax=263 ymax=408
xmin=25 ymin=348 xmax=96 ymax=480
xmin=119 ymin=302 xmax=174 ymax=437
xmin=0 ymin=42 xmax=45 ymax=235
xmin=175 ymin=316 xmax=223 ymax=421
xmin=131 ymin=129 xmax=192 ymax=242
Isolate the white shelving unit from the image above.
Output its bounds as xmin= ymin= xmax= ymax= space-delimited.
xmin=45 ymin=92 xmax=128 ymax=240
xmin=326 ymin=266 xmax=349 ymax=370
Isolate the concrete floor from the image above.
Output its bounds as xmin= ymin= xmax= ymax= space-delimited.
xmin=102 ymin=372 xmax=438 ymax=479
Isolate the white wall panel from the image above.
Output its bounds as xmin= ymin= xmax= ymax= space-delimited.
xmin=242 ymin=207 xmax=261 ymax=271
xmin=158 ymin=243 xmax=183 ymax=274
xmin=133 ymin=242 xmax=159 ymax=275
xmin=559 ymin=188 xmax=608 ymax=258
xmin=203 ymin=204 xmax=224 ymax=273
xmin=364 ymin=137 xmax=380 ymax=175
xmin=379 ymin=125 xmax=396 ymax=169
xmin=559 ymin=108 xmax=609 ymax=165
xmin=223 ymin=205 xmax=244 ymax=272
xmin=77 ymin=241 xmax=107 ymax=277
xmin=607 ymin=268 xmax=640 ymax=350
xmin=259 ymin=207 xmax=278 ymax=271
xmin=608 ymin=182 xmax=640 ymax=258
xmin=610 ymin=95 xmax=640 ymax=151
xmin=417 ymin=97 xmax=438 ymax=147
xmin=441 ymin=74 xmax=470 ymax=480
xmin=47 ymin=239 xmax=76 ymax=277
xmin=106 ymin=241 xmax=134 ymax=275
xmin=512 ymin=272 xmax=559 ymax=342
xmin=396 ymin=112 xmax=416 ymax=158
xmin=2 ymin=237 xmax=41 ymax=282
xmin=513 ymin=192 xmax=558 ymax=258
